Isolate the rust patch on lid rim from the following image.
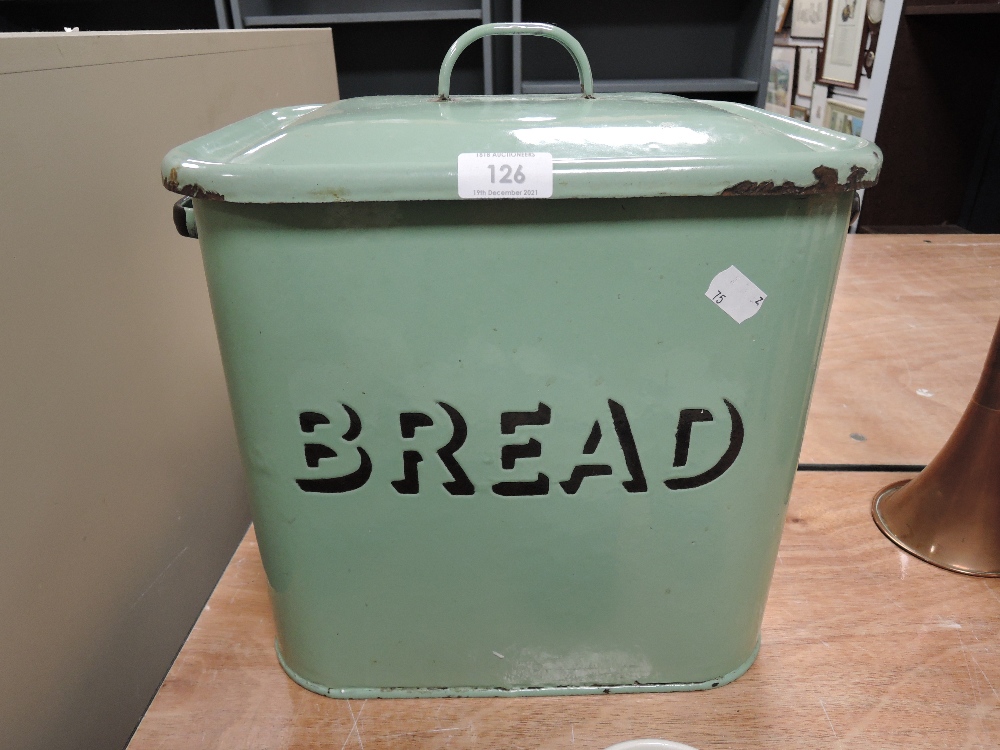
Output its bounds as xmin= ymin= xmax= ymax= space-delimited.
xmin=308 ymin=187 xmax=350 ymax=202
xmin=163 ymin=167 xmax=225 ymax=202
xmin=844 ymin=165 xmax=871 ymax=190
xmin=720 ymin=165 xmax=876 ymax=197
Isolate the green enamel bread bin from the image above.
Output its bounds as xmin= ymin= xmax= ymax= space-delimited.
xmin=163 ymin=23 xmax=881 ymax=698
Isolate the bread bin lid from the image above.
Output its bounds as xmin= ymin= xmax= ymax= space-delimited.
xmin=162 ymin=23 xmax=881 ymax=204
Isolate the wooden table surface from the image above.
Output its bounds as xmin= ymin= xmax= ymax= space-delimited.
xmin=129 ymin=234 xmax=1000 ymax=750
xmin=800 ymin=234 xmax=1000 ymax=467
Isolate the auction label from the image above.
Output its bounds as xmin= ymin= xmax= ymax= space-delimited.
xmin=458 ymin=152 xmax=553 ymax=199
xmin=705 ymin=265 xmax=767 ymax=324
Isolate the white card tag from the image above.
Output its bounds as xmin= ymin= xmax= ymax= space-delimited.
xmin=457 ymin=153 xmax=553 ymax=199
xmin=706 ymin=266 xmax=767 ymax=324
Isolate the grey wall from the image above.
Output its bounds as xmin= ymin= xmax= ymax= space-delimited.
xmin=0 ymin=29 xmax=337 ymax=750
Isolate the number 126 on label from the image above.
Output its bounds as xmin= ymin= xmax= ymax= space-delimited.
xmin=458 ymin=152 xmax=553 ymax=199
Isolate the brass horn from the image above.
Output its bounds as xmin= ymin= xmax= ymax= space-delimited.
xmin=872 ymin=316 xmax=1000 ymax=576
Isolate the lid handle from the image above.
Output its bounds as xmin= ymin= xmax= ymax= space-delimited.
xmin=438 ymin=23 xmax=594 ymax=100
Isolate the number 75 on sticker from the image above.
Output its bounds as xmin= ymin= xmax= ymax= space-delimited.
xmin=458 ymin=152 xmax=553 ymax=199
xmin=706 ymin=265 xmax=767 ymax=324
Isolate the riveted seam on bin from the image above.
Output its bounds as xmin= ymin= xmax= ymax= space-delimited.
xmin=719 ymin=165 xmax=876 ymax=197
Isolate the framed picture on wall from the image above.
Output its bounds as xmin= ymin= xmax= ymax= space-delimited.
xmin=818 ymin=0 xmax=869 ymax=88
xmin=791 ymin=0 xmax=830 ymax=38
xmin=796 ymin=47 xmax=819 ymax=98
xmin=810 ymin=83 xmax=829 ymax=124
xmin=775 ymin=0 xmax=792 ymax=33
xmin=825 ymin=98 xmax=865 ymax=136
xmin=766 ymin=46 xmax=797 ymax=117
xmin=790 ymin=104 xmax=809 ymax=121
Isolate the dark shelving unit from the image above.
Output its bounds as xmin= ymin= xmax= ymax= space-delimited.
xmin=0 ymin=1 xmax=226 ymax=32
xmin=512 ymin=0 xmax=778 ymax=107
xmin=229 ymin=0 xmax=494 ymax=96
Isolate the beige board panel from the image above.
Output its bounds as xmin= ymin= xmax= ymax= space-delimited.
xmin=0 ymin=29 xmax=336 ymax=750
xmin=0 ymin=28 xmax=337 ymax=77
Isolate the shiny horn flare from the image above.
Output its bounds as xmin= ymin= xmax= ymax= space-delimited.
xmin=873 ymin=317 xmax=1000 ymax=576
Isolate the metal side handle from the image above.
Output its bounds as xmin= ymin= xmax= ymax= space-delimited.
xmin=173 ymin=196 xmax=198 ymax=238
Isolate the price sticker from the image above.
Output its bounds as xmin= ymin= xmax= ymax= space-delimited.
xmin=457 ymin=152 xmax=553 ymax=199
xmin=705 ymin=266 xmax=767 ymax=324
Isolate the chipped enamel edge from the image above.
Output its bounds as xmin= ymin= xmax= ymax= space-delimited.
xmin=274 ymin=635 xmax=761 ymax=699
